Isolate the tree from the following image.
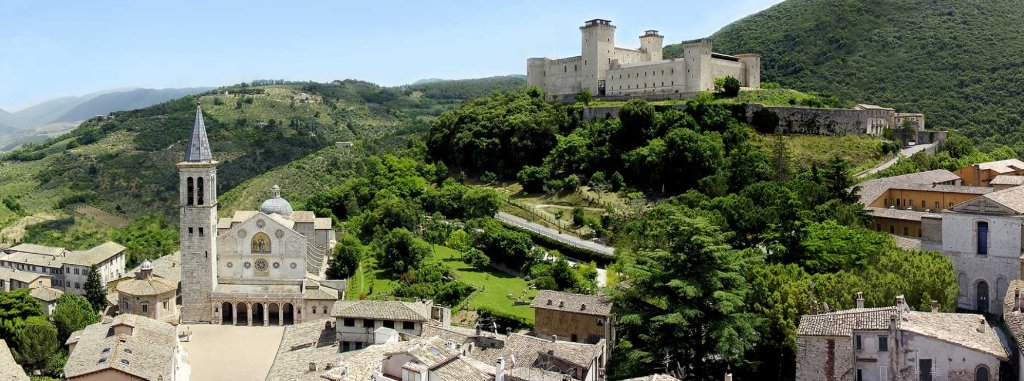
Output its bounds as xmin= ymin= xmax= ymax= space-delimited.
xmin=722 ymin=76 xmax=741 ymax=97
xmin=572 ymin=207 xmax=586 ymax=227
xmin=379 ymin=228 xmax=431 ymax=274
xmin=13 ymin=316 xmax=58 ymax=374
xmin=613 ymin=211 xmax=761 ymax=380
xmin=772 ymin=133 xmax=791 ymax=181
xmin=51 ymin=293 xmax=98 ymax=345
xmin=327 ymin=234 xmax=365 ymax=279
xmin=563 ymin=174 xmax=581 ymax=192
xmin=0 ymin=289 xmax=44 ymax=342
xmin=462 ymin=188 xmax=501 ymax=219
xmin=445 ymin=229 xmax=473 ymax=253
xmin=616 ymin=99 xmax=656 ymax=151
xmin=84 ymin=265 xmax=106 ymax=312
xmin=463 ymin=248 xmax=491 ymax=268
xmin=943 ymin=134 xmax=974 ymax=159
xmin=610 ymin=171 xmax=625 ymax=191
xmin=575 ymin=88 xmax=593 ymax=106
xmin=517 ymin=166 xmax=550 ymax=193
xmin=819 ymin=155 xmax=858 ymax=204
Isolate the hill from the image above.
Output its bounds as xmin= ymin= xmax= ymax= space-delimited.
xmin=52 ymin=87 xmax=214 ymax=123
xmin=0 ymin=77 xmax=524 ymax=235
xmin=664 ymin=0 xmax=1024 ymax=150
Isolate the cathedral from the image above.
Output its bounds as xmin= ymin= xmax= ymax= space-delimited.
xmin=178 ymin=105 xmax=343 ymax=326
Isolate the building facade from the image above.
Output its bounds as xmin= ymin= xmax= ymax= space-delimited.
xmin=530 ymin=290 xmax=614 ymax=346
xmin=330 ymin=300 xmax=450 ymax=351
xmin=115 ymin=260 xmax=178 ymax=323
xmin=797 ymin=294 xmax=1006 ymax=381
xmin=955 ymin=159 xmax=1024 ymax=187
xmin=177 ymin=105 xmax=343 ymax=325
xmin=64 ymin=314 xmax=180 ymax=381
xmin=527 ymin=19 xmax=760 ymax=101
xmin=0 ymin=242 xmax=125 ymax=294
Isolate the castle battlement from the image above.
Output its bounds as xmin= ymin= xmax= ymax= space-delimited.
xmin=527 ymin=20 xmax=761 ymax=101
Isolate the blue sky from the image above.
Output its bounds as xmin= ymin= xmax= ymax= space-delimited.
xmin=0 ymin=0 xmax=783 ymax=110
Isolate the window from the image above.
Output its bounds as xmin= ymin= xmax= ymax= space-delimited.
xmin=908 ymin=199 xmax=913 ymax=208
xmin=188 ymin=227 xmax=194 ymax=238
xmin=363 ymin=319 xmax=375 ymax=328
xmin=597 ymin=318 xmax=604 ymax=326
xmin=142 ymin=305 xmax=148 ymax=313
xmin=187 ymin=177 xmax=194 ymax=205
xmin=343 ymin=318 xmax=355 ymax=327
xmin=920 ymin=200 xmax=925 ymax=209
xmin=854 ymin=335 xmax=862 ymax=350
xmin=903 ymin=227 xmax=909 ymax=236
xmin=919 ymin=359 xmax=932 ymax=381
xmin=976 ymin=365 xmax=990 ymax=381
xmin=197 ymin=177 xmax=204 ymax=205
xmin=856 ymin=369 xmax=863 ymax=381
xmin=977 ymin=221 xmax=989 ymax=255
xmin=935 ymin=201 xmax=940 ymax=209
xmin=383 ymin=320 xmax=395 ymax=329
xmin=890 ymin=226 xmax=895 ymax=234
xmin=878 ymin=336 xmax=888 ymax=351
xmin=198 ymin=228 xmax=204 ymax=237
xmin=74 ymin=268 xmax=79 ymax=275
xmin=75 ymin=283 xmax=80 ymax=289
xmin=402 ymin=321 xmax=415 ymax=330
xmin=571 ymin=334 xmax=578 ymax=342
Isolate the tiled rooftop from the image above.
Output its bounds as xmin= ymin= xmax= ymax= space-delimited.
xmin=530 ymin=290 xmax=613 ymax=316
xmin=63 ymin=314 xmax=177 ymax=381
xmin=855 ymin=169 xmax=961 ymax=206
xmin=0 ymin=339 xmax=28 ymax=381
xmin=330 ymin=300 xmax=432 ymax=322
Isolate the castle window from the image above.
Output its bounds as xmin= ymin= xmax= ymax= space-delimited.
xmin=977 ymin=221 xmax=989 ymax=255
xmin=188 ymin=227 xmax=193 ymax=238
xmin=251 ymin=232 xmax=272 ymax=254
xmin=197 ymin=177 xmax=204 ymax=205
xmin=564 ymin=66 xmax=567 ymax=73
xmin=198 ymin=227 xmax=204 ymax=237
xmin=186 ymin=177 xmax=194 ymax=206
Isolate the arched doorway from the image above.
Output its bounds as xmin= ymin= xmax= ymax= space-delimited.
xmin=221 ymin=302 xmax=233 ymax=324
xmin=236 ymin=302 xmax=249 ymax=325
xmin=976 ymin=365 xmax=990 ymax=381
xmin=977 ymin=281 xmax=989 ymax=313
xmin=283 ymin=303 xmax=294 ymax=325
xmin=253 ymin=303 xmax=265 ymax=326
xmin=269 ymin=303 xmax=280 ymax=326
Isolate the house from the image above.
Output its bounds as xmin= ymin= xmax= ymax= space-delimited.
xmin=853 ymin=170 xmax=992 ymax=239
xmin=64 ymin=314 xmax=181 ymax=381
xmin=955 ymin=159 xmax=1024 ymax=187
xmin=989 ymin=174 xmax=1024 ymax=190
xmin=921 ymin=185 xmax=1024 ymax=314
xmin=114 ymin=260 xmax=179 ymax=323
xmin=1001 ymin=280 xmax=1024 ymax=381
xmin=0 ymin=242 xmax=126 ymax=295
xmin=330 ymin=300 xmax=450 ymax=350
xmin=0 ymin=339 xmax=29 ymax=381
xmin=30 ymin=286 xmax=64 ymax=315
xmin=530 ymin=290 xmax=614 ymax=345
xmin=796 ymin=293 xmax=1006 ymax=381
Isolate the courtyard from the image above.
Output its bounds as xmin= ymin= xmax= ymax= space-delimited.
xmin=179 ymin=324 xmax=285 ymax=381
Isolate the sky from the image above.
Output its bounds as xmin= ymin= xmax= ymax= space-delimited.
xmin=0 ymin=0 xmax=784 ymax=111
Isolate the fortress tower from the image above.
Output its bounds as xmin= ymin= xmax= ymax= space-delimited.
xmin=580 ymin=19 xmax=615 ymax=95
xmin=736 ymin=53 xmax=762 ymax=88
xmin=639 ymin=30 xmax=664 ymax=61
xmin=682 ymin=39 xmax=713 ymax=93
xmin=178 ymin=105 xmax=219 ymax=323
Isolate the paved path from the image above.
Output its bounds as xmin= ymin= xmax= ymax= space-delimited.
xmin=179 ymin=324 xmax=285 ymax=381
xmin=858 ymin=143 xmax=935 ymax=178
xmin=496 ymin=212 xmax=615 ymax=257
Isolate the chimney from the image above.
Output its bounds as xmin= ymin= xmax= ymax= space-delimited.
xmin=551 ymin=335 xmax=557 ymax=343
xmin=930 ymin=300 xmax=938 ymax=313
xmin=856 ymin=292 xmax=864 ymax=309
xmin=495 ymin=358 xmax=505 ymax=381
xmin=895 ymin=295 xmax=906 ymax=310
xmin=309 ymin=362 xmax=317 ymax=371
xmin=977 ymin=317 xmax=986 ymax=333
xmin=475 ymin=325 xmax=481 ymax=336
xmin=1015 ymin=288 xmax=1021 ymax=312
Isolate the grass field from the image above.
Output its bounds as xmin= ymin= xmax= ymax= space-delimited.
xmin=345 ymin=245 xmax=538 ymax=323
xmin=750 ymin=133 xmax=888 ymax=174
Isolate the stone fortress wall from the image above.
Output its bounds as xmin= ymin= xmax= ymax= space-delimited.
xmin=527 ymin=19 xmax=760 ymax=102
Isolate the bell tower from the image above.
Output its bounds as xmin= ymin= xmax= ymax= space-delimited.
xmin=178 ymin=104 xmax=218 ymax=323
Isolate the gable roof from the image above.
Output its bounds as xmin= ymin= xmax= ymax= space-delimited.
xmin=65 ymin=242 xmax=126 ymax=267
xmin=330 ymin=300 xmax=432 ymax=322
xmin=0 ymin=339 xmax=29 ymax=381
xmin=952 ymin=185 xmax=1024 ymax=215
xmin=30 ymin=286 xmax=64 ymax=302
xmin=855 ymin=170 xmax=962 ymax=206
xmin=6 ymin=243 xmax=67 ymax=257
xmin=468 ymin=333 xmax=603 ymax=371
xmin=530 ymin=290 xmax=613 ymax=316
xmin=63 ymin=314 xmax=177 ymax=381
xmin=989 ymin=175 xmax=1024 ymax=186
xmin=797 ymin=307 xmax=897 ymax=337
xmin=900 ymin=311 xmax=1007 ymax=360
xmin=973 ymin=158 xmax=1024 ymax=173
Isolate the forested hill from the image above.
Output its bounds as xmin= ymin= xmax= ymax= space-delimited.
xmin=665 ymin=0 xmax=1024 ymax=150
xmin=0 ymin=77 xmax=524 ymax=229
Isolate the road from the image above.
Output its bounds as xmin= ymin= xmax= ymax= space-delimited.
xmin=857 ymin=143 xmax=935 ymax=178
xmin=496 ymin=212 xmax=616 ymax=257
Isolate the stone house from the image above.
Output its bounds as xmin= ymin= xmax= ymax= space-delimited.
xmin=0 ymin=241 xmax=126 ymax=294
xmin=330 ymin=300 xmax=450 ymax=351
xmin=1001 ymin=280 xmax=1024 ymax=381
xmin=30 ymin=286 xmax=64 ymax=315
xmin=64 ymin=314 xmax=180 ymax=381
xmin=796 ymin=294 xmax=1006 ymax=381
xmin=921 ymin=185 xmax=1024 ymax=314
xmin=530 ymin=290 xmax=614 ymax=346
xmin=955 ymin=159 xmax=1024 ymax=187
xmin=114 ymin=260 xmax=178 ymax=323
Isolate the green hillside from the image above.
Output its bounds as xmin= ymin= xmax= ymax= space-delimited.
xmin=665 ymin=0 xmax=1024 ymax=150
xmin=0 ymin=77 xmax=525 ymax=236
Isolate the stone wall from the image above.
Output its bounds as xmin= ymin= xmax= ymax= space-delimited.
xmin=746 ymin=104 xmax=873 ymax=135
xmin=900 ymin=332 xmax=1001 ymax=381
xmin=939 ymin=212 xmax=1021 ymax=314
xmin=533 ymin=308 xmax=610 ymax=344
xmin=796 ymin=336 xmax=854 ymax=381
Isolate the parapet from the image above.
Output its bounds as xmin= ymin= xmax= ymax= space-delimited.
xmin=682 ymin=38 xmax=713 ymax=46
xmin=640 ymin=30 xmax=663 ymax=38
xmin=581 ymin=19 xmax=614 ymax=29
xmin=734 ymin=52 xmax=762 ymax=58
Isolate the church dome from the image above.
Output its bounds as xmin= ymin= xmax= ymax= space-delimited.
xmin=140 ymin=260 xmax=154 ymax=271
xmin=260 ymin=185 xmax=293 ymax=217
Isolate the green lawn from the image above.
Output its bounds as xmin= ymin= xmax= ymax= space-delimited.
xmin=345 ymin=245 xmax=538 ymax=323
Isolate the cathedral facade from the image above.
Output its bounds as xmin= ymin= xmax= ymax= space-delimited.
xmin=178 ymin=105 xmax=342 ymax=326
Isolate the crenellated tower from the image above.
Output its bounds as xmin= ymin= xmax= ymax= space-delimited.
xmin=178 ymin=104 xmax=218 ymax=323
xmin=580 ymin=19 xmax=615 ymax=95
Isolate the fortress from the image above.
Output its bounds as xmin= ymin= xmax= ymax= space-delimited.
xmin=528 ymin=19 xmax=761 ymax=101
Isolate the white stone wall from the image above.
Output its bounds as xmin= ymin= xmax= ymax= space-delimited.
xmin=605 ymin=60 xmax=688 ymax=97
xmin=216 ymin=214 xmax=308 ymax=282
xmin=900 ymin=332 xmax=1001 ymax=381
xmin=335 ymin=318 xmax=423 ymax=344
xmin=796 ymin=336 xmax=854 ymax=381
xmin=852 ymin=330 xmax=897 ymax=381
xmin=941 ymin=213 xmax=1021 ymax=313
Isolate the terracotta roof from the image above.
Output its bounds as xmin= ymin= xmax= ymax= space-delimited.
xmin=468 ymin=333 xmax=602 ymax=371
xmin=0 ymin=339 xmax=29 ymax=381
xmin=0 ymin=268 xmax=49 ymax=285
xmin=797 ymin=307 xmax=898 ymax=336
xmin=64 ymin=242 xmax=126 ymax=267
xmin=319 ymin=336 xmax=478 ymax=381
xmin=989 ymin=175 xmax=1024 ymax=186
xmin=855 ymin=170 xmax=961 ymax=206
xmin=30 ymin=286 xmax=64 ymax=302
xmin=0 ymin=251 xmax=64 ymax=269
xmin=115 ymin=274 xmax=177 ymax=296
xmin=530 ymin=290 xmax=612 ymax=316
xmin=899 ymin=311 xmax=1007 ymax=360
xmin=290 ymin=211 xmax=315 ymax=223
xmin=330 ymin=300 xmax=432 ymax=322
xmin=972 ymin=159 xmax=1024 ymax=173
xmin=63 ymin=314 xmax=177 ymax=381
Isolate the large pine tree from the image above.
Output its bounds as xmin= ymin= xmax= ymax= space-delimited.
xmin=84 ymin=265 xmax=107 ymax=313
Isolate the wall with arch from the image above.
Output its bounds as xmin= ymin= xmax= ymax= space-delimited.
xmin=941 ymin=213 xmax=1022 ymax=314
xmin=216 ymin=213 xmax=308 ymax=282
